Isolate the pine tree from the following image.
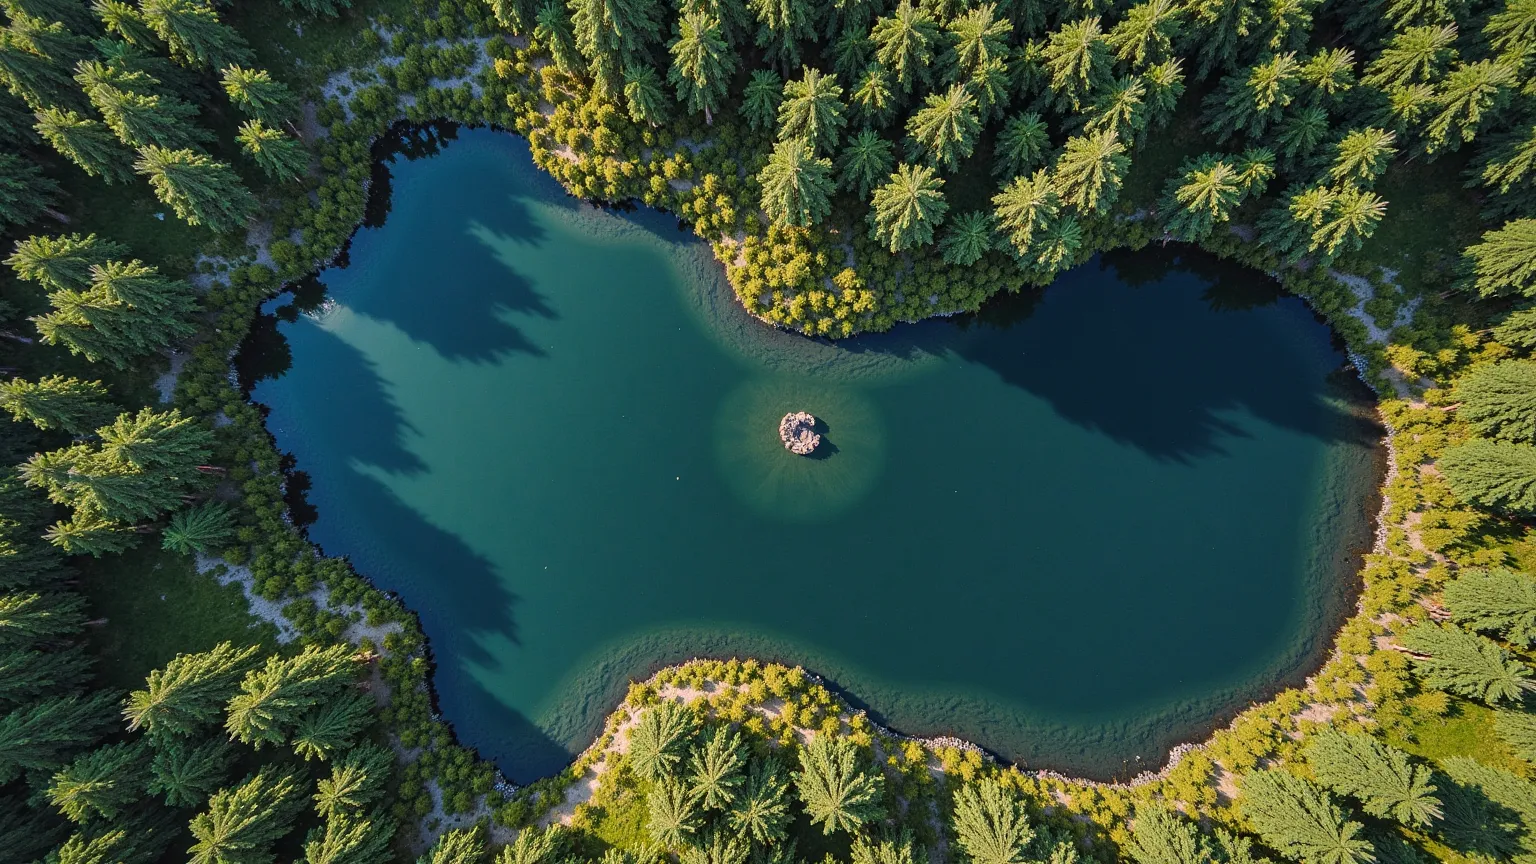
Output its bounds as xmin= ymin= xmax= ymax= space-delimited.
xmin=1272 ymin=105 xmax=1330 ymax=170
xmin=687 ymin=724 xmax=745 ymax=810
xmin=1443 ymin=567 xmax=1536 ymax=646
xmin=302 ymin=813 xmax=395 ymax=864
xmin=95 ymin=0 xmax=160 ymax=47
xmin=290 ymin=689 xmax=374 ymax=761
xmin=1399 ymin=621 xmax=1535 ymax=704
xmin=622 ymin=65 xmax=669 ymax=126
xmin=1108 ymin=0 xmax=1183 ymax=68
xmin=905 ymin=83 xmax=980 ymax=170
xmin=1329 ymin=128 xmax=1396 ymax=187
xmin=226 ymin=644 xmax=359 ymax=748
xmin=994 ymin=111 xmax=1049 ymax=179
xmin=569 ymin=0 xmax=663 ymax=96
xmin=0 ymin=152 xmax=58 ymax=229
xmin=1142 ymin=58 xmax=1185 ymax=131
xmin=1441 ymin=438 xmax=1536 ymax=516
xmin=1051 ymin=128 xmax=1128 ymax=215
xmin=221 ymin=65 xmax=296 ymax=124
xmin=1042 ymin=16 xmax=1111 ymax=112
xmin=1494 ymin=305 xmax=1536 ymax=351
xmin=418 ymin=826 xmax=487 ymax=864
xmin=135 ymin=147 xmax=257 ymax=233
xmin=125 ymin=642 xmax=263 ymax=739
xmin=488 ymin=0 xmax=537 ymax=31
xmin=84 ymin=68 xmax=210 ymax=151
xmin=647 ymin=777 xmax=701 ymax=849
xmin=1203 ymin=53 xmax=1301 ymax=142
xmin=535 ymin=0 xmax=583 ymax=76
xmin=495 ymin=823 xmax=565 ymax=864
xmin=47 ymin=740 xmax=150 ymax=823
xmin=836 ymin=128 xmax=895 ymax=199
xmin=1085 ymin=75 xmax=1148 ymax=141
xmin=1161 ymin=154 xmax=1242 ymax=242
xmin=34 ymin=263 xmax=199 ymax=368
xmin=162 ymin=502 xmax=235 ymax=555
xmin=741 ymin=68 xmax=782 ymax=130
xmin=1304 ymin=730 xmax=1441 ymax=827
xmin=1424 ymin=60 xmax=1515 ymax=155
xmin=1439 ymin=757 xmax=1536 ymax=847
xmin=951 ymin=778 xmax=1033 ymax=864
xmin=1463 ymin=219 xmax=1536 ymax=298
xmin=1455 ymin=360 xmax=1536 ymax=444
xmin=6 ymin=233 xmax=128 ymax=292
xmin=757 ymin=138 xmax=835 ymax=227
xmin=1186 ymin=0 xmax=1259 ymax=76
xmin=149 ymin=737 xmax=238 ymax=808
xmin=96 ymin=405 xmax=212 ymax=471
xmin=280 ymin=0 xmax=353 ymax=15
xmin=1310 ymin=185 xmax=1386 ymax=259
xmin=1300 ymin=47 xmax=1355 ymax=105
xmin=44 ymin=513 xmax=138 ymax=557
xmin=794 ymin=734 xmax=882 ymax=835
xmin=139 ymin=0 xmax=253 ymax=69
xmin=778 ymin=67 xmax=846 ymax=153
xmin=314 ymin=744 xmax=393 ymax=820
xmin=629 ymin=701 xmax=697 ymax=783
xmin=669 ymin=10 xmax=736 ymax=123
xmin=728 ymin=756 xmax=789 ymax=844
xmin=1493 ymin=708 xmax=1536 ymax=763
xmin=869 ymin=162 xmax=947 ymax=252
xmin=0 ymin=692 xmax=117 ymax=784
xmin=871 ymin=0 xmax=939 ymax=93
xmin=0 ymin=589 xmax=84 ymax=647
xmin=941 ymin=211 xmax=995 ymax=266
xmin=1485 ymin=0 xmax=1536 ymax=59
xmin=236 ymin=120 xmax=308 ymax=180
xmin=1125 ymin=805 xmax=1205 ymax=864
xmin=0 ymin=643 xmax=91 ymax=709
xmin=1479 ymin=122 xmax=1536 ymax=219
xmin=188 ymin=767 xmax=307 ymax=864
xmin=0 ymin=375 xmax=115 ymax=434
xmin=1238 ymin=769 xmax=1374 ymax=864
xmin=0 ymin=17 xmax=85 ymax=111
xmin=747 ymin=0 xmax=814 ymax=70
xmin=1361 ymin=24 xmax=1457 ymax=90
xmin=34 ymin=108 xmax=137 ymax=183
xmin=851 ymin=63 xmax=895 ymax=127
xmin=992 ymin=169 xmax=1060 ymax=259
xmin=945 ymin=4 xmax=1011 ymax=83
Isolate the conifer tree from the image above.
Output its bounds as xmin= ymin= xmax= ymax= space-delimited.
xmin=1304 ymin=730 xmax=1441 ymax=827
xmin=0 ymin=375 xmax=115 ymax=434
xmin=1108 ymin=0 xmax=1183 ymax=69
xmin=43 ymin=512 xmax=137 ymax=556
xmin=1495 ymin=306 xmax=1536 ymax=351
xmin=0 ymin=152 xmax=58 ymax=229
xmin=95 ymin=0 xmax=160 ymax=47
xmin=1051 ymin=128 xmax=1128 ymax=215
xmin=647 ymin=777 xmax=701 ymax=849
xmin=1455 ymin=360 xmax=1536 ymax=444
xmin=1203 ymin=52 xmax=1300 ymax=142
xmin=1238 ymin=769 xmax=1374 ymax=864
xmin=757 ymin=138 xmax=835 ymax=227
xmin=622 ymin=65 xmax=669 ymax=126
xmin=950 ymin=778 xmax=1034 ymax=864
xmin=747 ymin=0 xmax=814 ymax=70
xmin=852 ymin=831 xmax=920 ymax=864
xmin=851 ymin=63 xmax=895 ymax=127
xmin=134 ymin=146 xmax=258 ymax=233
xmin=1463 ymin=219 xmax=1536 ymax=299
xmin=1311 ymin=185 xmax=1386 ymax=259
xmin=1329 ymin=128 xmax=1396 ymax=187
xmin=302 ymin=813 xmax=395 ymax=864
xmin=941 ymin=211 xmax=995 ymax=266
xmin=1399 ymin=621 xmax=1535 ymax=704
xmin=0 ymin=589 xmax=84 ymax=647
xmin=46 ymin=740 xmax=150 ymax=823
xmin=149 ymin=737 xmax=238 ymax=807
xmin=419 ymin=826 xmax=487 ymax=864
xmin=34 ymin=108 xmax=137 ymax=183
xmin=314 ymin=744 xmax=392 ymax=820
xmin=1272 ymin=105 xmax=1330 ymax=170
xmin=0 ymin=17 xmax=85 ymax=111
xmin=226 ymin=644 xmax=359 ymax=748
xmin=1125 ymin=805 xmax=1205 ymax=864
xmin=1424 ymin=60 xmax=1515 ymax=154
xmin=669 ymin=9 xmax=735 ymax=123
xmin=127 ymin=642 xmax=262 ymax=739
xmin=1441 ymin=438 xmax=1536 ymax=516
xmin=1493 ymin=708 xmax=1536 ymax=763
xmin=1085 ymin=75 xmax=1148 ymax=141
xmin=1443 ymin=567 xmax=1536 ymax=646
xmin=1361 ymin=24 xmax=1457 ymax=90
xmin=836 ymin=128 xmax=895 ymax=199
xmin=994 ymin=111 xmax=1049 ymax=179
xmin=290 ymin=689 xmax=374 ymax=761
xmin=495 ymin=823 xmax=565 ymax=864
xmin=488 ymin=0 xmax=537 ymax=32
xmin=1300 ymin=47 xmax=1355 ymax=105
xmin=1186 ymin=0 xmax=1259 ymax=76
xmin=139 ymin=0 xmax=253 ymax=69
xmin=162 ymin=501 xmax=234 ymax=555
xmin=905 ymin=83 xmax=980 ymax=170
xmin=1042 ymin=16 xmax=1111 ymax=112
xmin=871 ymin=0 xmax=939 ymax=93
xmin=778 ymin=67 xmax=846 ymax=153
xmin=0 ymin=691 xmax=117 ymax=784
xmin=84 ymin=69 xmax=210 ymax=151
xmin=236 ymin=120 xmax=308 ymax=181
xmin=1142 ymin=58 xmax=1185 ymax=131
xmin=944 ymin=4 xmax=1011 ymax=83
xmin=6 ymin=233 xmax=128 ymax=293
xmin=1161 ymin=154 xmax=1242 ymax=242
xmin=740 ymin=68 xmax=782 ymax=130
xmin=870 ymin=162 xmax=947 ymax=252
xmin=33 ymin=264 xmax=199 ymax=368
xmin=535 ymin=0 xmax=583 ymax=76
xmin=728 ymin=757 xmax=789 ymax=844
xmin=188 ymin=767 xmax=307 ymax=864
xmin=794 ymin=734 xmax=882 ymax=835
xmin=220 ymin=65 xmax=296 ymax=124
xmin=569 ymin=0 xmax=663 ymax=96
xmin=992 ymin=169 xmax=1060 ymax=259
xmin=0 ymin=644 xmax=91 ymax=709
xmin=687 ymin=724 xmax=745 ymax=810
xmin=629 ymin=701 xmax=697 ymax=783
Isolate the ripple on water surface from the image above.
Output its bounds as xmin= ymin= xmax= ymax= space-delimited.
xmin=249 ymin=128 xmax=1383 ymax=783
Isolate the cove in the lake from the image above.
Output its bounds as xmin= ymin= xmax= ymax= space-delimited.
xmin=247 ymin=126 xmax=1383 ymax=784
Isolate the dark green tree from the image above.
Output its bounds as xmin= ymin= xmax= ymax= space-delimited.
xmin=1304 ymin=730 xmax=1441 ymax=828
xmin=623 ymin=65 xmax=670 ymax=126
xmin=836 ymin=128 xmax=895 ymax=199
xmin=1238 ymin=769 xmax=1374 ymax=864
xmin=951 ymin=778 xmax=1034 ymax=864
xmin=1051 ymin=128 xmax=1128 ymax=215
xmin=669 ymin=10 xmax=736 ymax=123
xmin=1463 ymin=219 xmax=1536 ymax=299
xmin=1399 ymin=621 xmax=1535 ymax=704
xmin=629 ymin=701 xmax=697 ymax=783
xmin=568 ymin=0 xmax=663 ymax=96
xmin=778 ymin=67 xmax=846 ymax=153
xmin=225 ymin=644 xmax=359 ymax=748
xmin=135 ymin=147 xmax=257 ymax=233
xmin=1125 ymin=805 xmax=1206 ymax=864
xmin=869 ymin=162 xmax=947 ymax=252
xmin=687 ymin=724 xmax=745 ymax=810
xmin=290 ymin=689 xmax=374 ymax=762
xmin=34 ymin=108 xmax=137 ymax=183
xmin=0 ymin=375 xmax=115 ymax=434
xmin=994 ymin=111 xmax=1049 ymax=179
xmin=940 ymin=211 xmax=995 ymax=266
xmin=647 ymin=777 xmax=701 ymax=849
xmin=7 ymin=233 xmax=127 ymax=293
xmin=1443 ymin=567 xmax=1536 ymax=646
xmin=188 ymin=767 xmax=307 ymax=864
xmin=0 ymin=152 xmax=58 ymax=229
xmin=905 ymin=83 xmax=980 ymax=170
xmin=871 ymin=0 xmax=939 ymax=94
xmin=162 ymin=501 xmax=234 ymax=555
xmin=1042 ymin=16 xmax=1112 ymax=112
xmin=1441 ymin=438 xmax=1536 ymax=516
xmin=46 ymin=740 xmax=150 ymax=823
xmin=1456 ymin=360 xmax=1536 ymax=443
xmin=0 ymin=692 xmax=117 ymax=784
xmin=221 ymin=65 xmax=296 ymax=124
xmin=728 ymin=757 xmax=789 ymax=844
xmin=149 ymin=737 xmax=238 ymax=808
xmin=741 ymin=68 xmax=782 ymax=131
xmin=125 ymin=641 xmax=262 ymax=739
xmin=139 ymin=0 xmax=253 ymax=69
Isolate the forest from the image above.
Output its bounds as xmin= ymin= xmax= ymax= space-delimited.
xmin=2 ymin=0 xmax=1536 ymax=860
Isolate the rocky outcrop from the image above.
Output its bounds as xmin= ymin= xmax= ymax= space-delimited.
xmin=779 ymin=412 xmax=820 ymax=455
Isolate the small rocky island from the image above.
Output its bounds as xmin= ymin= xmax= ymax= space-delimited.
xmin=779 ymin=412 xmax=821 ymax=455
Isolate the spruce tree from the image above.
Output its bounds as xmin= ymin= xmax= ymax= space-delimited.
xmin=35 ymin=108 xmax=137 ymax=183
xmin=869 ymin=162 xmax=947 ymax=252
xmin=647 ymin=777 xmax=701 ymax=849
xmin=149 ymin=737 xmax=238 ymax=807
xmin=1051 ymin=128 xmax=1128 ymax=215
xmin=225 ymin=643 xmax=359 ymax=748
xmin=221 ymin=66 xmax=296 ymax=124
xmin=188 ymin=767 xmax=307 ymax=864
xmin=687 ymin=724 xmax=745 ymax=810
xmin=1042 ymin=16 xmax=1112 ymax=112
xmin=303 ymin=813 xmax=396 ymax=864
xmin=162 ymin=502 xmax=235 ymax=555
xmin=1441 ymin=438 xmax=1536 ymax=516
xmin=1399 ymin=621 xmax=1535 ymax=704
xmin=135 ymin=147 xmax=258 ymax=233
xmin=1085 ymin=75 xmax=1148 ymax=141
xmin=1125 ymin=805 xmax=1205 ymax=864
xmin=740 ymin=68 xmax=782 ymax=130
xmin=1463 ymin=219 xmax=1536 ymax=299
xmin=314 ymin=744 xmax=393 ymax=820
xmin=905 ymin=83 xmax=980 ymax=170
xmin=1304 ymin=730 xmax=1441 ymax=827
xmin=951 ymin=778 xmax=1034 ymax=864
xmin=993 ymin=169 xmax=1061 ymax=259
xmin=668 ymin=9 xmax=735 ymax=123
xmin=747 ymin=0 xmax=814 ymax=70
xmin=1108 ymin=0 xmax=1183 ymax=68
xmin=871 ymin=0 xmax=939 ymax=94
xmin=6 ymin=232 xmax=127 ymax=292
xmin=290 ymin=689 xmax=374 ymax=761
xmin=0 ymin=589 xmax=84 ymax=647
xmin=95 ymin=0 xmax=161 ymax=48
xmin=851 ymin=63 xmax=895 ymax=128
xmin=44 ymin=513 xmax=138 ymax=557
xmin=0 ymin=18 xmax=85 ymax=111
xmin=139 ymin=0 xmax=253 ymax=69
xmin=940 ymin=211 xmax=995 ymax=266
xmin=1424 ymin=60 xmax=1515 ymax=154
xmin=994 ymin=111 xmax=1049 ymax=179
xmin=622 ymin=64 xmax=668 ymax=126
xmin=85 ymin=72 xmax=210 ymax=151
xmin=945 ymin=4 xmax=1012 ymax=83
xmin=237 ymin=120 xmax=309 ymax=180
xmin=794 ymin=734 xmax=882 ymax=835
xmin=1238 ymin=769 xmax=1374 ymax=864
xmin=1329 ymin=128 xmax=1396 ymax=187
xmin=628 ymin=700 xmax=697 ymax=783
xmin=1493 ymin=708 xmax=1536 ymax=763
xmin=1203 ymin=52 xmax=1300 ymax=142
xmin=1443 ymin=567 xmax=1536 ymax=646
xmin=46 ymin=740 xmax=150 ymax=823
xmin=778 ymin=67 xmax=846 ymax=153
xmin=757 ymin=138 xmax=834 ymax=227
xmin=1456 ymin=360 xmax=1536 ymax=444
xmin=1161 ymin=154 xmax=1243 ymax=242
xmin=0 ymin=643 xmax=91 ymax=709
xmin=125 ymin=641 xmax=263 ymax=739
xmin=728 ymin=756 xmax=789 ymax=844
xmin=836 ymin=128 xmax=895 ymax=199
xmin=569 ymin=0 xmax=663 ymax=96
xmin=1361 ymin=24 xmax=1457 ymax=90
xmin=0 ymin=152 xmax=59 ymax=229
xmin=0 ymin=692 xmax=117 ymax=784
xmin=0 ymin=375 xmax=115 ymax=434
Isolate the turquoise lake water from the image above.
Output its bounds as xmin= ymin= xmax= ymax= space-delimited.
xmin=249 ymin=127 xmax=1383 ymax=782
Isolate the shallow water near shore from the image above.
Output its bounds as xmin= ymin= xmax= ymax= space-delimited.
xmin=249 ymin=127 xmax=1382 ymax=782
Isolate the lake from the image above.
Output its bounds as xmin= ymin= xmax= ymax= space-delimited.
xmin=248 ymin=126 xmax=1382 ymax=783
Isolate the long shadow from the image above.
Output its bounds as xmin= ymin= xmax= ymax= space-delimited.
xmin=939 ymin=252 xmax=1381 ymax=462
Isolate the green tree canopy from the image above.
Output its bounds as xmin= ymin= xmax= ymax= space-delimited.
xmin=1443 ymin=567 xmax=1536 ymax=646
xmin=1399 ymin=620 xmax=1535 ymax=704
xmin=0 ymin=375 xmax=115 ymax=434
xmin=1238 ymin=769 xmax=1374 ymax=864
xmin=794 ymin=734 xmax=882 ymax=835
xmin=778 ymin=66 xmax=847 ymax=153
xmin=869 ymin=161 xmax=948 ymax=252
xmin=758 ymin=138 xmax=835 ymax=227
xmin=1304 ymin=730 xmax=1441 ymax=827
xmin=1442 ymin=438 xmax=1536 ymax=516
xmin=951 ymin=778 xmax=1034 ymax=864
